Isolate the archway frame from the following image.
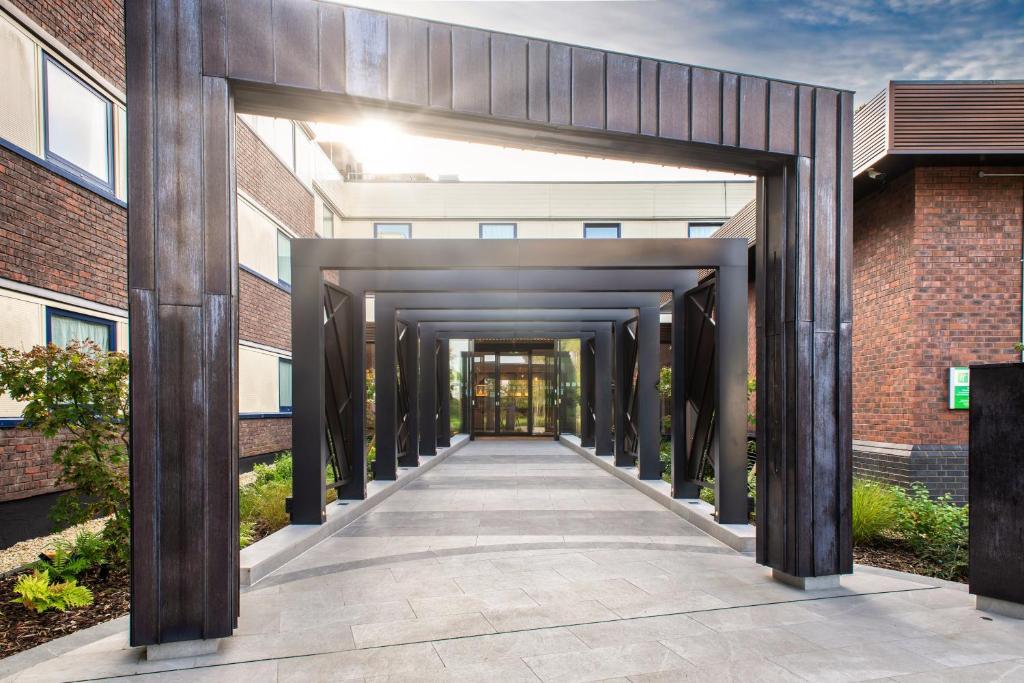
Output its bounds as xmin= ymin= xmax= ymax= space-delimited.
xmin=126 ymin=0 xmax=852 ymax=647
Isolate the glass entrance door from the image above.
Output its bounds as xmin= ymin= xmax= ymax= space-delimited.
xmin=498 ymin=354 xmax=530 ymax=433
xmin=470 ymin=348 xmax=556 ymax=436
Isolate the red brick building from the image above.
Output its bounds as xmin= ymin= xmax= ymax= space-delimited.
xmin=0 ymin=0 xmax=352 ymax=512
xmin=721 ymin=82 xmax=1024 ymax=503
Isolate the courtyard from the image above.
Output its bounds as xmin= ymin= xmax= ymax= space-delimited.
xmin=2 ymin=440 xmax=1021 ymax=682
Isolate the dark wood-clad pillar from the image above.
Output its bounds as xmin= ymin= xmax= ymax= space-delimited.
xmin=755 ymin=90 xmax=853 ymax=580
xmin=613 ymin=320 xmax=630 ymax=465
xmin=127 ymin=0 xmax=238 ymax=646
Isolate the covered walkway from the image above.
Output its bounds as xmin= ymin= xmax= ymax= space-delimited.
xmin=5 ymin=440 xmax=1023 ymax=682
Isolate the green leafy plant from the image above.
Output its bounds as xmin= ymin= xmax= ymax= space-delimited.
xmin=892 ymin=483 xmax=969 ymax=580
xmin=10 ymin=570 xmax=94 ymax=613
xmin=30 ymin=530 xmax=107 ymax=582
xmin=0 ymin=342 xmax=130 ymax=563
xmin=851 ymin=480 xmax=900 ymax=546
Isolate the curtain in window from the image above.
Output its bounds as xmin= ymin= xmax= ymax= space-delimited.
xmin=51 ymin=314 xmax=110 ymax=350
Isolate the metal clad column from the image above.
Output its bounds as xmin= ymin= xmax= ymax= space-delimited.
xmin=438 ymin=338 xmax=451 ymax=447
xmin=401 ymin=319 xmax=419 ymax=467
xmin=613 ymin=320 xmax=630 ymax=465
xmin=419 ymin=328 xmax=438 ymax=456
xmin=595 ymin=326 xmax=613 ymax=455
xmin=374 ymin=301 xmax=398 ymax=477
xmin=637 ymin=306 xmax=661 ymax=479
xmin=716 ymin=264 xmax=750 ymax=524
xmin=290 ymin=255 xmax=327 ymax=520
xmin=127 ymin=0 xmax=238 ymax=645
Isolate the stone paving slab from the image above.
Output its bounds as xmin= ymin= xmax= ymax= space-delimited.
xmin=3 ymin=439 xmax=1023 ymax=683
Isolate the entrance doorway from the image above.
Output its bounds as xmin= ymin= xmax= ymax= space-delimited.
xmin=468 ymin=346 xmax=556 ymax=437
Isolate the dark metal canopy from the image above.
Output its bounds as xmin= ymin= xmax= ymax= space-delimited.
xmin=126 ymin=0 xmax=852 ymax=648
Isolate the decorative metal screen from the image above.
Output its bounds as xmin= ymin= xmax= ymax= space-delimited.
xmin=323 ymin=283 xmax=354 ymax=491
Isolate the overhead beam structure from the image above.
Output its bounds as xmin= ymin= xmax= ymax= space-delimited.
xmin=127 ymin=0 xmax=852 ymax=648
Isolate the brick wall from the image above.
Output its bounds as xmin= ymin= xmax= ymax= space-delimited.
xmin=239 ymin=270 xmax=291 ymax=351
xmin=235 ymin=120 xmax=314 ymax=237
xmin=852 ymin=170 xmax=917 ymax=445
xmin=240 ymin=417 xmax=291 ymax=458
xmin=0 ymin=429 xmax=70 ymax=502
xmin=11 ymin=0 xmax=125 ymax=91
xmin=852 ymin=167 xmax=1022 ymax=447
xmin=909 ymin=166 xmax=1023 ymax=445
xmin=0 ymin=147 xmax=128 ymax=308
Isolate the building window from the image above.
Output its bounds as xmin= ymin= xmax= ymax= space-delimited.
xmin=42 ymin=55 xmax=113 ymax=192
xmin=584 ymin=223 xmax=620 ymax=239
xmin=277 ymin=231 xmax=292 ymax=286
xmin=321 ymin=207 xmax=335 ymax=238
xmin=688 ymin=221 xmax=724 ymax=238
xmin=375 ymin=223 xmax=411 ymax=239
xmin=279 ymin=358 xmax=292 ymax=412
xmin=479 ymin=223 xmax=517 ymax=239
xmin=46 ymin=308 xmax=116 ymax=351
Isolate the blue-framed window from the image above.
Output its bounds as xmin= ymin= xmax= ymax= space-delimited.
xmin=46 ymin=307 xmax=116 ymax=351
xmin=41 ymin=54 xmax=114 ymax=194
xmin=583 ymin=223 xmax=620 ymax=239
xmin=277 ymin=230 xmax=292 ymax=286
xmin=374 ymin=223 xmax=411 ymax=239
xmin=687 ymin=221 xmax=724 ymax=238
xmin=479 ymin=223 xmax=517 ymax=239
xmin=278 ymin=358 xmax=292 ymax=413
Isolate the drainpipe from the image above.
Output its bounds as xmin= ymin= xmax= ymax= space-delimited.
xmin=978 ymin=172 xmax=1024 ymax=361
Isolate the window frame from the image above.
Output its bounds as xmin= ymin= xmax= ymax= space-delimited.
xmin=374 ymin=222 xmax=412 ymax=239
xmin=276 ymin=230 xmax=292 ymax=287
xmin=583 ymin=223 xmax=621 ymax=239
xmin=479 ymin=222 xmax=518 ymax=239
xmin=278 ymin=358 xmax=293 ymax=413
xmin=45 ymin=306 xmax=117 ymax=351
xmin=41 ymin=53 xmax=115 ymax=194
xmin=687 ymin=221 xmax=725 ymax=238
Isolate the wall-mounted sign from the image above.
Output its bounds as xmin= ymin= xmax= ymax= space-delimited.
xmin=949 ymin=366 xmax=970 ymax=410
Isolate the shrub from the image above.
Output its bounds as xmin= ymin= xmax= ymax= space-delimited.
xmin=31 ymin=531 xmax=108 ymax=582
xmin=893 ymin=483 xmax=969 ymax=580
xmin=239 ymin=455 xmax=294 ymax=548
xmin=851 ymin=480 xmax=900 ymax=545
xmin=0 ymin=342 xmax=130 ymax=563
xmin=10 ymin=570 xmax=93 ymax=613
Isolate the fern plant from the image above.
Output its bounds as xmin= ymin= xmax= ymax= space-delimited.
xmin=31 ymin=531 xmax=108 ymax=581
xmin=10 ymin=570 xmax=94 ymax=613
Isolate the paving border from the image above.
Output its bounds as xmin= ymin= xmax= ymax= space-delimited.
xmin=240 ymin=434 xmax=470 ymax=586
xmin=559 ymin=434 xmax=756 ymax=553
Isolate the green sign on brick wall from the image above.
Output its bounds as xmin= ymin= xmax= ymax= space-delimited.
xmin=949 ymin=366 xmax=970 ymax=410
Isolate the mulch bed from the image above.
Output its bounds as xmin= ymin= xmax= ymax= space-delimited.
xmin=855 ymin=540 xmax=967 ymax=584
xmin=0 ymin=565 xmax=129 ymax=659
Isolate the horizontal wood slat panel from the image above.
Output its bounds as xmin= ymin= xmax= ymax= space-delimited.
xmin=890 ymin=82 xmax=1024 ymax=152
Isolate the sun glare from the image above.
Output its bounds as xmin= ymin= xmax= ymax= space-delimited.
xmin=312 ymin=119 xmax=751 ymax=183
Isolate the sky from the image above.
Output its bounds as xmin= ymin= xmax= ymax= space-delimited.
xmin=316 ymin=0 xmax=1024 ymax=181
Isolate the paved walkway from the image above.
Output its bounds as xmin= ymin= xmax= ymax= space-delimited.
xmin=5 ymin=439 xmax=1024 ymax=682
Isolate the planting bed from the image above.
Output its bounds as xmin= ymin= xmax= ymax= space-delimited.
xmin=0 ymin=565 xmax=129 ymax=659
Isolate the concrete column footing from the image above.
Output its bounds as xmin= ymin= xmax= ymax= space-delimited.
xmin=772 ymin=569 xmax=841 ymax=590
xmin=145 ymin=638 xmax=220 ymax=661
xmin=976 ymin=595 xmax=1024 ymax=619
